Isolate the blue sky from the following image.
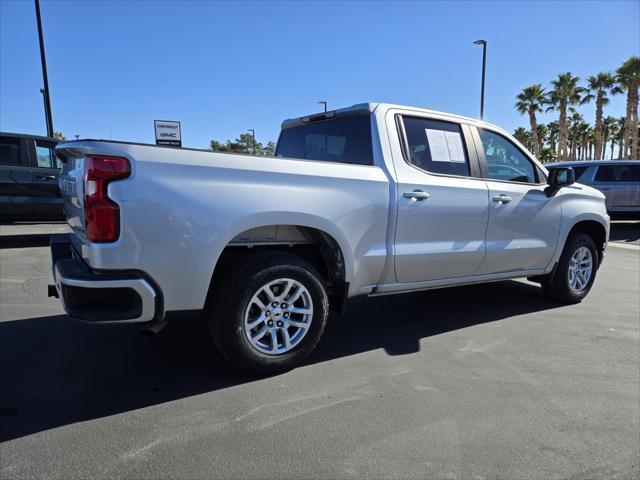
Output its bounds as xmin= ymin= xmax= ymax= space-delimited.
xmin=1 ymin=0 xmax=638 ymax=148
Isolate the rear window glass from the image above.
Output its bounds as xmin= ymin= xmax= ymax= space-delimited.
xmin=276 ymin=114 xmax=373 ymax=166
xmin=0 ymin=137 xmax=20 ymax=167
xmin=595 ymin=165 xmax=640 ymax=182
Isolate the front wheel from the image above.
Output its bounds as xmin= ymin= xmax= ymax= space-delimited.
xmin=541 ymin=233 xmax=598 ymax=303
xmin=206 ymin=252 xmax=329 ymax=373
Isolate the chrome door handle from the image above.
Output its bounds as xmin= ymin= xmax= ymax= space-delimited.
xmin=37 ymin=175 xmax=56 ymax=180
xmin=403 ymin=190 xmax=430 ymax=201
xmin=492 ymin=194 xmax=512 ymax=204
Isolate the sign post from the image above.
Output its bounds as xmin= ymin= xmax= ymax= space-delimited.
xmin=154 ymin=120 xmax=182 ymax=147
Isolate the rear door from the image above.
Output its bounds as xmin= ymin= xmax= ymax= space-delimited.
xmin=391 ymin=115 xmax=489 ymax=282
xmin=0 ymin=135 xmax=33 ymax=219
xmin=592 ymin=164 xmax=640 ymax=212
xmin=473 ymin=127 xmax=561 ymax=275
xmin=28 ymin=138 xmax=63 ymax=219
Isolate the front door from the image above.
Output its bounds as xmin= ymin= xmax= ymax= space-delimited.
xmin=392 ymin=115 xmax=489 ymax=282
xmin=474 ymin=127 xmax=561 ymax=275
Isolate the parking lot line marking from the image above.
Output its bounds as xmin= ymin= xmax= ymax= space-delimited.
xmin=608 ymin=242 xmax=640 ymax=251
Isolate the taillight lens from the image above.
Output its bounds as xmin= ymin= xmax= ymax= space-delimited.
xmin=84 ymin=155 xmax=130 ymax=242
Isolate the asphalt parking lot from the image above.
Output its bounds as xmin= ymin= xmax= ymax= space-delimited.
xmin=0 ymin=223 xmax=638 ymax=479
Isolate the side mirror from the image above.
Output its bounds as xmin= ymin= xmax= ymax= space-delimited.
xmin=545 ymin=167 xmax=575 ymax=197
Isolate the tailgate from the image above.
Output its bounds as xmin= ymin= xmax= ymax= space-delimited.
xmin=55 ymin=145 xmax=87 ymax=239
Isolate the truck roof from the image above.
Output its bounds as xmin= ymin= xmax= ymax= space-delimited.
xmin=0 ymin=131 xmax=58 ymax=142
xmin=281 ymin=102 xmax=495 ymax=131
xmin=546 ymin=160 xmax=640 ymax=167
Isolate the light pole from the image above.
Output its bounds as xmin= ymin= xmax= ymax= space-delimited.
xmin=248 ymin=129 xmax=256 ymax=154
xmin=35 ymin=0 xmax=54 ymax=137
xmin=318 ymin=100 xmax=327 ymax=113
xmin=39 ymin=88 xmax=51 ymax=137
xmin=473 ymin=39 xmax=487 ymax=120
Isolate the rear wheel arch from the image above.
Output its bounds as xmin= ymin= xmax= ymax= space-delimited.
xmin=207 ymin=225 xmax=349 ymax=314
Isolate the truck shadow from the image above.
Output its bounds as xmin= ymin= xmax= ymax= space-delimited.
xmin=0 ymin=280 xmax=559 ymax=442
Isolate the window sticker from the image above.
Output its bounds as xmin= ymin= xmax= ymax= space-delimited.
xmin=425 ymin=129 xmax=466 ymax=163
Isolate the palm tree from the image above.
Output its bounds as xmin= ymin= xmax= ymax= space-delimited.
xmin=536 ymin=123 xmax=549 ymax=150
xmin=617 ymin=56 xmax=640 ymax=159
xmin=513 ymin=127 xmax=532 ymax=150
xmin=515 ymin=84 xmax=546 ymax=157
xmin=586 ymin=126 xmax=595 ymax=160
xmin=602 ymin=116 xmax=618 ymax=160
xmin=616 ymin=117 xmax=626 ymax=159
xmin=585 ymin=73 xmax=622 ymax=159
xmin=546 ymin=73 xmax=587 ymax=160
xmin=538 ymin=146 xmax=556 ymax=164
xmin=547 ymin=121 xmax=560 ymax=153
xmin=567 ymin=112 xmax=585 ymax=160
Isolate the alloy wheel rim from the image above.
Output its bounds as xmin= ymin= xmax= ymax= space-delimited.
xmin=243 ymin=278 xmax=313 ymax=355
xmin=568 ymin=246 xmax=593 ymax=293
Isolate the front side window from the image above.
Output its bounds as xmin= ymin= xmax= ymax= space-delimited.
xmin=401 ymin=117 xmax=470 ymax=177
xmin=570 ymin=166 xmax=589 ymax=181
xmin=35 ymin=141 xmax=60 ymax=169
xmin=595 ymin=165 xmax=640 ymax=182
xmin=478 ymin=129 xmax=538 ymax=183
xmin=276 ymin=114 xmax=373 ymax=166
xmin=0 ymin=137 xmax=21 ymax=167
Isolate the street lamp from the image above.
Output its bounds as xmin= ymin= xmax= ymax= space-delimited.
xmin=248 ymin=129 xmax=256 ymax=154
xmin=39 ymin=88 xmax=51 ymax=137
xmin=318 ymin=100 xmax=327 ymax=113
xmin=473 ymin=39 xmax=487 ymax=120
xmin=35 ymin=0 xmax=54 ymax=137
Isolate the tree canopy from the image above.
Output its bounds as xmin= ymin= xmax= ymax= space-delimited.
xmin=210 ymin=133 xmax=275 ymax=156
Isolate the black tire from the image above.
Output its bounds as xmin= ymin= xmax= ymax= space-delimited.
xmin=205 ymin=251 xmax=329 ymax=373
xmin=541 ymin=233 xmax=598 ymax=303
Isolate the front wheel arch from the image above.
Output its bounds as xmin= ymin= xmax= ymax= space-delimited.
xmin=563 ymin=220 xmax=607 ymax=267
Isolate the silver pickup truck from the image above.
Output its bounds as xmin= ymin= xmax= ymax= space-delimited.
xmin=51 ymin=103 xmax=610 ymax=372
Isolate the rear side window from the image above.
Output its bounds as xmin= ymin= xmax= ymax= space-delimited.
xmin=276 ymin=114 xmax=373 ymax=166
xmin=595 ymin=165 xmax=640 ymax=182
xmin=35 ymin=140 xmax=60 ymax=168
xmin=570 ymin=166 xmax=589 ymax=180
xmin=0 ymin=137 xmax=21 ymax=167
xmin=401 ymin=117 xmax=470 ymax=177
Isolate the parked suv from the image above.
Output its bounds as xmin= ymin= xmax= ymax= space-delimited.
xmin=547 ymin=160 xmax=640 ymax=218
xmin=0 ymin=132 xmax=62 ymax=220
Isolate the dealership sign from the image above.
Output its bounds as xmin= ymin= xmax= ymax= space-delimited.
xmin=154 ymin=120 xmax=181 ymax=147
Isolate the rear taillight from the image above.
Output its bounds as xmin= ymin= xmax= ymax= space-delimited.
xmin=84 ymin=155 xmax=130 ymax=243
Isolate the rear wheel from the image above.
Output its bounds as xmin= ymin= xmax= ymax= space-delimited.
xmin=206 ymin=252 xmax=329 ymax=373
xmin=541 ymin=233 xmax=598 ymax=303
